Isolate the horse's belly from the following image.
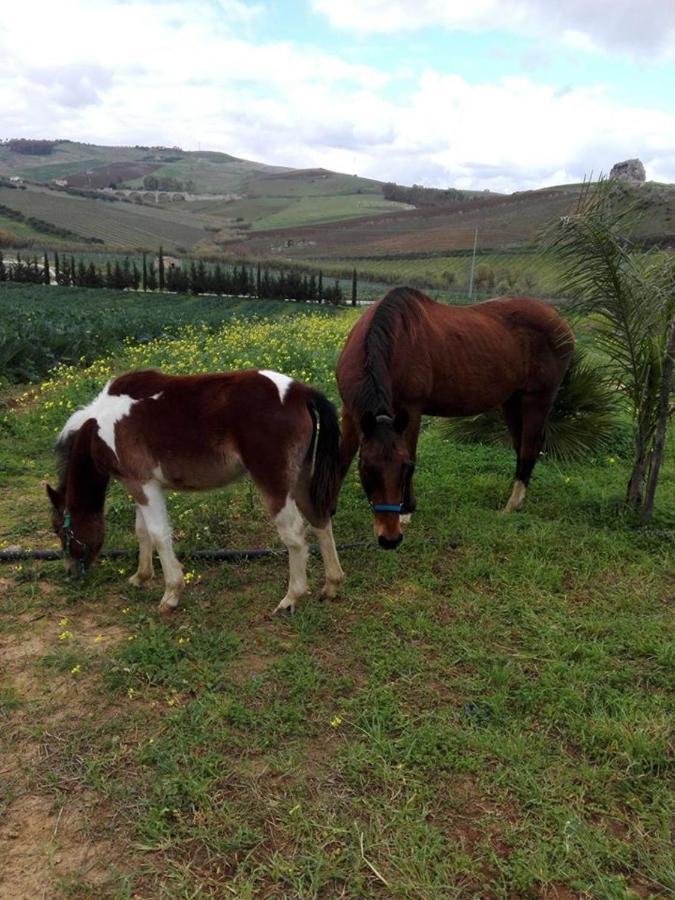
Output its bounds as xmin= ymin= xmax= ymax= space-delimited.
xmin=158 ymin=453 xmax=246 ymax=491
xmin=422 ymin=379 xmax=518 ymax=417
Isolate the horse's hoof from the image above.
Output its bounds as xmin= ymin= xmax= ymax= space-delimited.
xmin=274 ymin=600 xmax=295 ymax=616
xmin=128 ymin=573 xmax=152 ymax=588
xmin=158 ymin=598 xmax=179 ymax=615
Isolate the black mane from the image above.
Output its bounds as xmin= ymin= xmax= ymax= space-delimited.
xmin=355 ymin=287 xmax=428 ymax=417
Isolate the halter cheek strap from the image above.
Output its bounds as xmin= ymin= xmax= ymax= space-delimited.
xmin=62 ymin=509 xmax=88 ymax=575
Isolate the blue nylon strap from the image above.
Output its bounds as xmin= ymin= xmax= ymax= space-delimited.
xmin=371 ymin=503 xmax=402 ymax=513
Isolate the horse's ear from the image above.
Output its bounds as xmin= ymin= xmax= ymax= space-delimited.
xmin=360 ymin=411 xmax=377 ymax=438
xmin=393 ymin=410 xmax=409 ymax=434
xmin=46 ymin=484 xmax=62 ymax=508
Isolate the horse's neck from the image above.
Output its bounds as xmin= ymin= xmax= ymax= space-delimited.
xmin=65 ymin=429 xmax=109 ymax=513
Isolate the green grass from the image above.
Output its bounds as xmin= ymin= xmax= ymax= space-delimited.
xmin=0 ymin=306 xmax=673 ymax=898
xmin=248 ymin=194 xmax=405 ymax=231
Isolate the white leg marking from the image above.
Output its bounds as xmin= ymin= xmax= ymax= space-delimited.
xmin=313 ymin=519 xmax=345 ymax=600
xmin=139 ymin=481 xmax=184 ymax=611
xmin=274 ymin=497 xmax=308 ymax=614
xmin=129 ymin=505 xmax=154 ymax=587
xmin=504 ymin=479 xmax=527 ymax=513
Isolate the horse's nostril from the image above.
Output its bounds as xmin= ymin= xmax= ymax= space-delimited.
xmin=378 ymin=534 xmax=403 ymax=550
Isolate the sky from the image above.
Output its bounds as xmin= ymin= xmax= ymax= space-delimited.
xmin=1 ymin=0 xmax=674 ymax=192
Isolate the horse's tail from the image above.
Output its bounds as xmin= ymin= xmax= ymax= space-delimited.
xmin=305 ymin=389 xmax=341 ymax=521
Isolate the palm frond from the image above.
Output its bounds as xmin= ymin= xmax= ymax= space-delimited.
xmin=443 ymin=347 xmax=625 ymax=462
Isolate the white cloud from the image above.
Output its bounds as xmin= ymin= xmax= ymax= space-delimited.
xmin=311 ymin=0 xmax=675 ymax=58
xmin=0 ymin=0 xmax=674 ymax=191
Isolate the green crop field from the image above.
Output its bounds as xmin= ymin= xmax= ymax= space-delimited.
xmin=0 ymin=296 xmax=672 ymax=897
xmin=0 ymin=186 xmax=211 ymax=251
xmin=0 ymin=284 xmax=337 ymax=384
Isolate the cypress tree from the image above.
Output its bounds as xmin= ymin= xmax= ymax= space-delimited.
xmin=147 ymin=264 xmax=158 ymax=291
xmin=105 ymin=261 xmax=113 ymax=288
xmin=142 ymin=253 xmax=148 ymax=291
xmin=351 ymin=268 xmax=357 ymax=306
xmin=43 ymin=251 xmax=50 ymax=285
xmin=318 ymin=270 xmax=323 ymax=304
xmin=132 ymin=262 xmax=140 ymax=290
xmin=158 ymin=245 xmax=165 ymax=291
xmin=0 ymin=250 xmax=5 ymax=282
xmin=256 ymin=262 xmax=261 ymax=298
xmin=54 ymin=251 xmax=60 ymax=284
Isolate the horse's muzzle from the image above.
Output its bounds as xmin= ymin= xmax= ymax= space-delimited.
xmin=378 ymin=533 xmax=403 ymax=550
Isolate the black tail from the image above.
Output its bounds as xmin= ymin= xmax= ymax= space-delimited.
xmin=306 ymin=389 xmax=341 ymax=520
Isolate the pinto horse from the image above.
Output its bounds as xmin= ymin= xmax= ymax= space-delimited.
xmin=47 ymin=369 xmax=344 ymax=614
xmin=336 ymin=287 xmax=574 ymax=547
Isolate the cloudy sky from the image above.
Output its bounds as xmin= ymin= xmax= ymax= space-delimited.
xmin=1 ymin=0 xmax=674 ymax=191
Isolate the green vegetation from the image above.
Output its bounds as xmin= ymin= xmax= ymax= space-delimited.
xmin=0 ymin=304 xmax=673 ymax=896
xmin=0 ymin=284 xmax=337 ymax=384
xmin=445 ymin=347 xmax=630 ymax=461
xmin=290 ymin=250 xmax=566 ymax=296
xmin=551 ymin=180 xmax=675 ymax=521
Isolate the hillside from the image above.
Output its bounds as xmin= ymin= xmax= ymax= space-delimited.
xmin=0 ymin=140 xmax=672 ymax=262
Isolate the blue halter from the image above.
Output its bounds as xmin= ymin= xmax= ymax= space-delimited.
xmin=371 ymin=503 xmax=403 ymax=513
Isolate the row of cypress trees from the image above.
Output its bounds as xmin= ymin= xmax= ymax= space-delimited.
xmin=0 ymin=247 xmax=352 ymax=304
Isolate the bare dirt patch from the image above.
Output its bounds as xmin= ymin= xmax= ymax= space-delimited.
xmin=0 ymin=793 xmax=117 ymax=899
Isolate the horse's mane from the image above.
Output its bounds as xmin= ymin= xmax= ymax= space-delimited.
xmin=54 ymin=430 xmax=76 ymax=493
xmin=355 ymin=287 xmax=430 ymax=416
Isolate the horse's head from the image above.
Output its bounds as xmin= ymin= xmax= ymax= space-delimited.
xmin=358 ymin=410 xmax=413 ymax=549
xmin=46 ymin=484 xmax=104 ymax=576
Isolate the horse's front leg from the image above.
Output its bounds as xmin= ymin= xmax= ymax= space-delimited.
xmin=273 ymin=496 xmax=309 ymax=614
xmin=137 ymin=481 xmax=184 ymax=612
xmin=401 ymin=409 xmax=421 ymax=523
xmin=128 ymin=504 xmax=155 ymax=587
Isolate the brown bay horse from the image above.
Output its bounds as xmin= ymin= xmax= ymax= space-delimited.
xmin=47 ymin=368 xmax=344 ymax=613
xmin=336 ymin=287 xmax=574 ymax=547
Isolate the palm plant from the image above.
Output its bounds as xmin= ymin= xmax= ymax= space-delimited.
xmin=444 ymin=347 xmax=624 ymax=462
xmin=551 ymin=178 xmax=674 ymax=521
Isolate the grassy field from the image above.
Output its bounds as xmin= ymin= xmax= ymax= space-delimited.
xmin=0 ymin=303 xmax=673 ymax=898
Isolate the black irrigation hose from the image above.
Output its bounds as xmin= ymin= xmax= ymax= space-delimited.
xmin=0 ymin=542 xmax=375 ymax=564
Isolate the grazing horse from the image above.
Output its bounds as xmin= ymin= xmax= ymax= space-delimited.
xmin=47 ymin=369 xmax=344 ymax=614
xmin=336 ymin=287 xmax=574 ymax=548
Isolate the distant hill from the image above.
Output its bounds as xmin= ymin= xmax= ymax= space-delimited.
xmin=0 ymin=140 xmax=672 ymax=258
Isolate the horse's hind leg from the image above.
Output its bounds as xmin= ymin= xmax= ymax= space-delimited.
xmin=293 ymin=484 xmax=345 ymax=602
xmin=128 ymin=504 xmax=154 ymax=587
xmin=313 ymin=519 xmax=344 ymax=601
xmin=271 ymin=496 xmax=310 ymax=614
xmin=504 ymin=392 xmax=551 ymax=512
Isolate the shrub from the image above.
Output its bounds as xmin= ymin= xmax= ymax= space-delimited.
xmin=442 ymin=347 xmax=624 ymax=462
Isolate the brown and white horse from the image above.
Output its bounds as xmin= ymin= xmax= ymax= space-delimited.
xmin=47 ymin=369 xmax=344 ymax=614
xmin=337 ymin=287 xmax=574 ymax=548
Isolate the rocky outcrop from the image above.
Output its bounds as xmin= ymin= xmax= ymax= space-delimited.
xmin=610 ymin=158 xmax=646 ymax=184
